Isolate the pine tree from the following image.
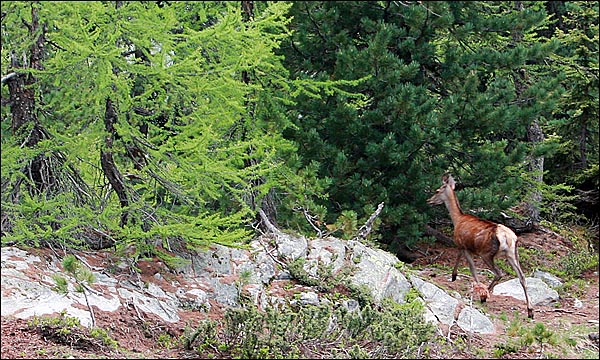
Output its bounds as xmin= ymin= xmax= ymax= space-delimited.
xmin=278 ymin=1 xmax=562 ymax=258
xmin=541 ymin=1 xmax=599 ymax=222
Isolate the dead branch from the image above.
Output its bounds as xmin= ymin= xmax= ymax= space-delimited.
xmin=1 ymin=72 xmax=18 ymax=84
xmin=355 ymin=202 xmax=384 ymax=241
xmin=258 ymin=208 xmax=281 ymax=235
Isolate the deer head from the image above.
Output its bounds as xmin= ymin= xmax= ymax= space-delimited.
xmin=427 ymin=173 xmax=456 ymax=205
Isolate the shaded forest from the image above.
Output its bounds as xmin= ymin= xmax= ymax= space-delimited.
xmin=1 ymin=1 xmax=598 ymax=263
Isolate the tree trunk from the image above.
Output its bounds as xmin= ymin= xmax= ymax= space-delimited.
xmin=239 ymin=0 xmax=278 ymax=227
xmin=7 ymin=4 xmax=45 ymax=135
xmin=101 ymin=98 xmax=131 ymax=227
xmin=4 ymin=4 xmax=54 ymax=196
xmin=513 ymin=1 xmax=543 ymax=227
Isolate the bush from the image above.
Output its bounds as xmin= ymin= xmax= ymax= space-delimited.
xmin=184 ymin=296 xmax=435 ymax=359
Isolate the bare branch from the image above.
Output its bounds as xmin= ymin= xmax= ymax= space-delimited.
xmin=355 ymin=202 xmax=384 ymax=241
xmin=1 ymin=72 xmax=18 ymax=84
xmin=258 ymin=208 xmax=282 ymax=235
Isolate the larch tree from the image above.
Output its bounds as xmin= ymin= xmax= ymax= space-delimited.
xmin=1 ymin=1 xmax=315 ymax=261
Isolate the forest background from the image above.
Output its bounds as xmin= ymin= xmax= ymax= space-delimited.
xmin=1 ymin=1 xmax=598 ymax=264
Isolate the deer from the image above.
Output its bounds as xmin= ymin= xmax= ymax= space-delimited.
xmin=427 ymin=173 xmax=534 ymax=319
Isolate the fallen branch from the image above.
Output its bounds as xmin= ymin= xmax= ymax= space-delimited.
xmin=355 ymin=202 xmax=384 ymax=241
xmin=423 ymin=224 xmax=454 ymax=247
xmin=542 ymin=308 xmax=588 ymax=316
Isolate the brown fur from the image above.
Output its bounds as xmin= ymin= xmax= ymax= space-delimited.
xmin=472 ymin=282 xmax=490 ymax=302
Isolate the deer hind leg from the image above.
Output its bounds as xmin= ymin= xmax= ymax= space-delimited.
xmin=480 ymin=254 xmax=503 ymax=292
xmin=507 ymin=250 xmax=534 ymax=319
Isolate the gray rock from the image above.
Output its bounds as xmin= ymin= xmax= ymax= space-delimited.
xmin=457 ymin=306 xmax=495 ymax=334
xmin=492 ymin=277 xmax=559 ymax=306
xmin=532 ymin=270 xmax=563 ymax=288
xmin=299 ymin=291 xmax=320 ymax=306
xmin=306 ymin=238 xmax=347 ymax=275
xmin=117 ymin=287 xmax=180 ymax=322
xmin=410 ymin=275 xmax=459 ymax=325
xmin=349 ymin=240 xmax=412 ymax=304
xmin=274 ymin=233 xmax=308 ymax=260
xmin=1 ymin=231 xmax=500 ymax=337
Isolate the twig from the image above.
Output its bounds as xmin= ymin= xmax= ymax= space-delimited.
xmin=70 ymin=252 xmax=104 ymax=272
xmin=543 ymin=308 xmax=588 ymax=316
xmin=130 ymin=299 xmax=145 ymax=322
xmin=257 ymin=236 xmax=288 ymax=268
xmin=302 ymin=207 xmax=324 ymax=237
xmin=80 ymin=289 xmax=96 ymax=328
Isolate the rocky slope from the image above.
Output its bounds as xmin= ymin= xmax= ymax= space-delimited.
xmin=1 ymin=228 xmax=598 ymax=358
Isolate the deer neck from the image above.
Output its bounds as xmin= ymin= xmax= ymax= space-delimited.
xmin=443 ymin=188 xmax=464 ymax=226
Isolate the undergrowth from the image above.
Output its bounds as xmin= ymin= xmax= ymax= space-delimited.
xmin=183 ymin=296 xmax=435 ymax=359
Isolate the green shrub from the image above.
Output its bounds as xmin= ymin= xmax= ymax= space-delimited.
xmin=185 ymin=295 xmax=435 ymax=359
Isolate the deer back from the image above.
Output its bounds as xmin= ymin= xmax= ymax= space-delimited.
xmin=453 ymin=214 xmax=500 ymax=256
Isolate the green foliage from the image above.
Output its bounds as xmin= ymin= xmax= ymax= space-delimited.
xmin=287 ymin=254 xmax=365 ymax=303
xmin=157 ymin=332 xmax=179 ymax=350
xmin=333 ymin=210 xmax=359 ymax=239
xmin=537 ymin=222 xmax=600 ymax=279
xmin=185 ymin=296 xmax=434 ymax=359
xmin=27 ymin=311 xmax=117 ymax=350
xmin=542 ymin=1 xmax=599 ymax=189
xmin=89 ymin=327 xmax=119 ymax=349
xmin=53 ymin=254 xmax=95 ymax=294
xmin=1 ymin=1 xmax=335 ymax=258
xmin=529 ymin=322 xmax=558 ymax=349
xmin=559 ymin=249 xmax=599 ymax=278
xmin=499 ymin=312 xmax=573 ymax=357
xmin=2 ymin=0 xmax=597 ymax=291
xmin=277 ymin=0 xmax=581 ymax=255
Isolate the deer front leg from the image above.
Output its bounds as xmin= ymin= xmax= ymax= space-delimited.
xmin=451 ymin=249 xmax=464 ymax=281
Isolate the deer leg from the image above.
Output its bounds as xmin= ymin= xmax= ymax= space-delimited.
xmin=462 ymin=250 xmax=480 ymax=284
xmin=507 ymin=250 xmax=534 ymax=319
xmin=451 ymin=250 xmax=464 ymax=282
xmin=480 ymin=255 xmax=503 ymax=291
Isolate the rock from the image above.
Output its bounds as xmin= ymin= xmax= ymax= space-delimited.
xmin=304 ymin=237 xmax=347 ymax=276
xmin=410 ymin=275 xmax=459 ymax=325
xmin=349 ymin=240 xmax=412 ymax=304
xmin=532 ymin=270 xmax=563 ymax=288
xmin=1 ymin=230 xmax=499 ymax=335
xmin=274 ymin=233 xmax=308 ymax=260
xmin=456 ymin=306 xmax=495 ymax=334
xmin=492 ymin=277 xmax=559 ymax=305
xmin=298 ymin=291 xmax=320 ymax=306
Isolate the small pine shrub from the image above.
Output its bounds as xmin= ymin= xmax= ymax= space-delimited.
xmin=185 ymin=294 xmax=435 ymax=358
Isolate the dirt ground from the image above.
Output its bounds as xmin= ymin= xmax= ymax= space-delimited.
xmin=410 ymin=229 xmax=599 ymax=358
xmin=1 ymin=229 xmax=598 ymax=359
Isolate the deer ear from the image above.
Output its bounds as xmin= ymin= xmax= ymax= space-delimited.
xmin=442 ymin=173 xmax=450 ymax=183
xmin=443 ymin=173 xmax=456 ymax=190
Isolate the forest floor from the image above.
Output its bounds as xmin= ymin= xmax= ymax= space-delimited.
xmin=1 ymin=228 xmax=598 ymax=359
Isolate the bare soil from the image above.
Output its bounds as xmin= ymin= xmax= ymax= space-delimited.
xmin=1 ymin=229 xmax=598 ymax=359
